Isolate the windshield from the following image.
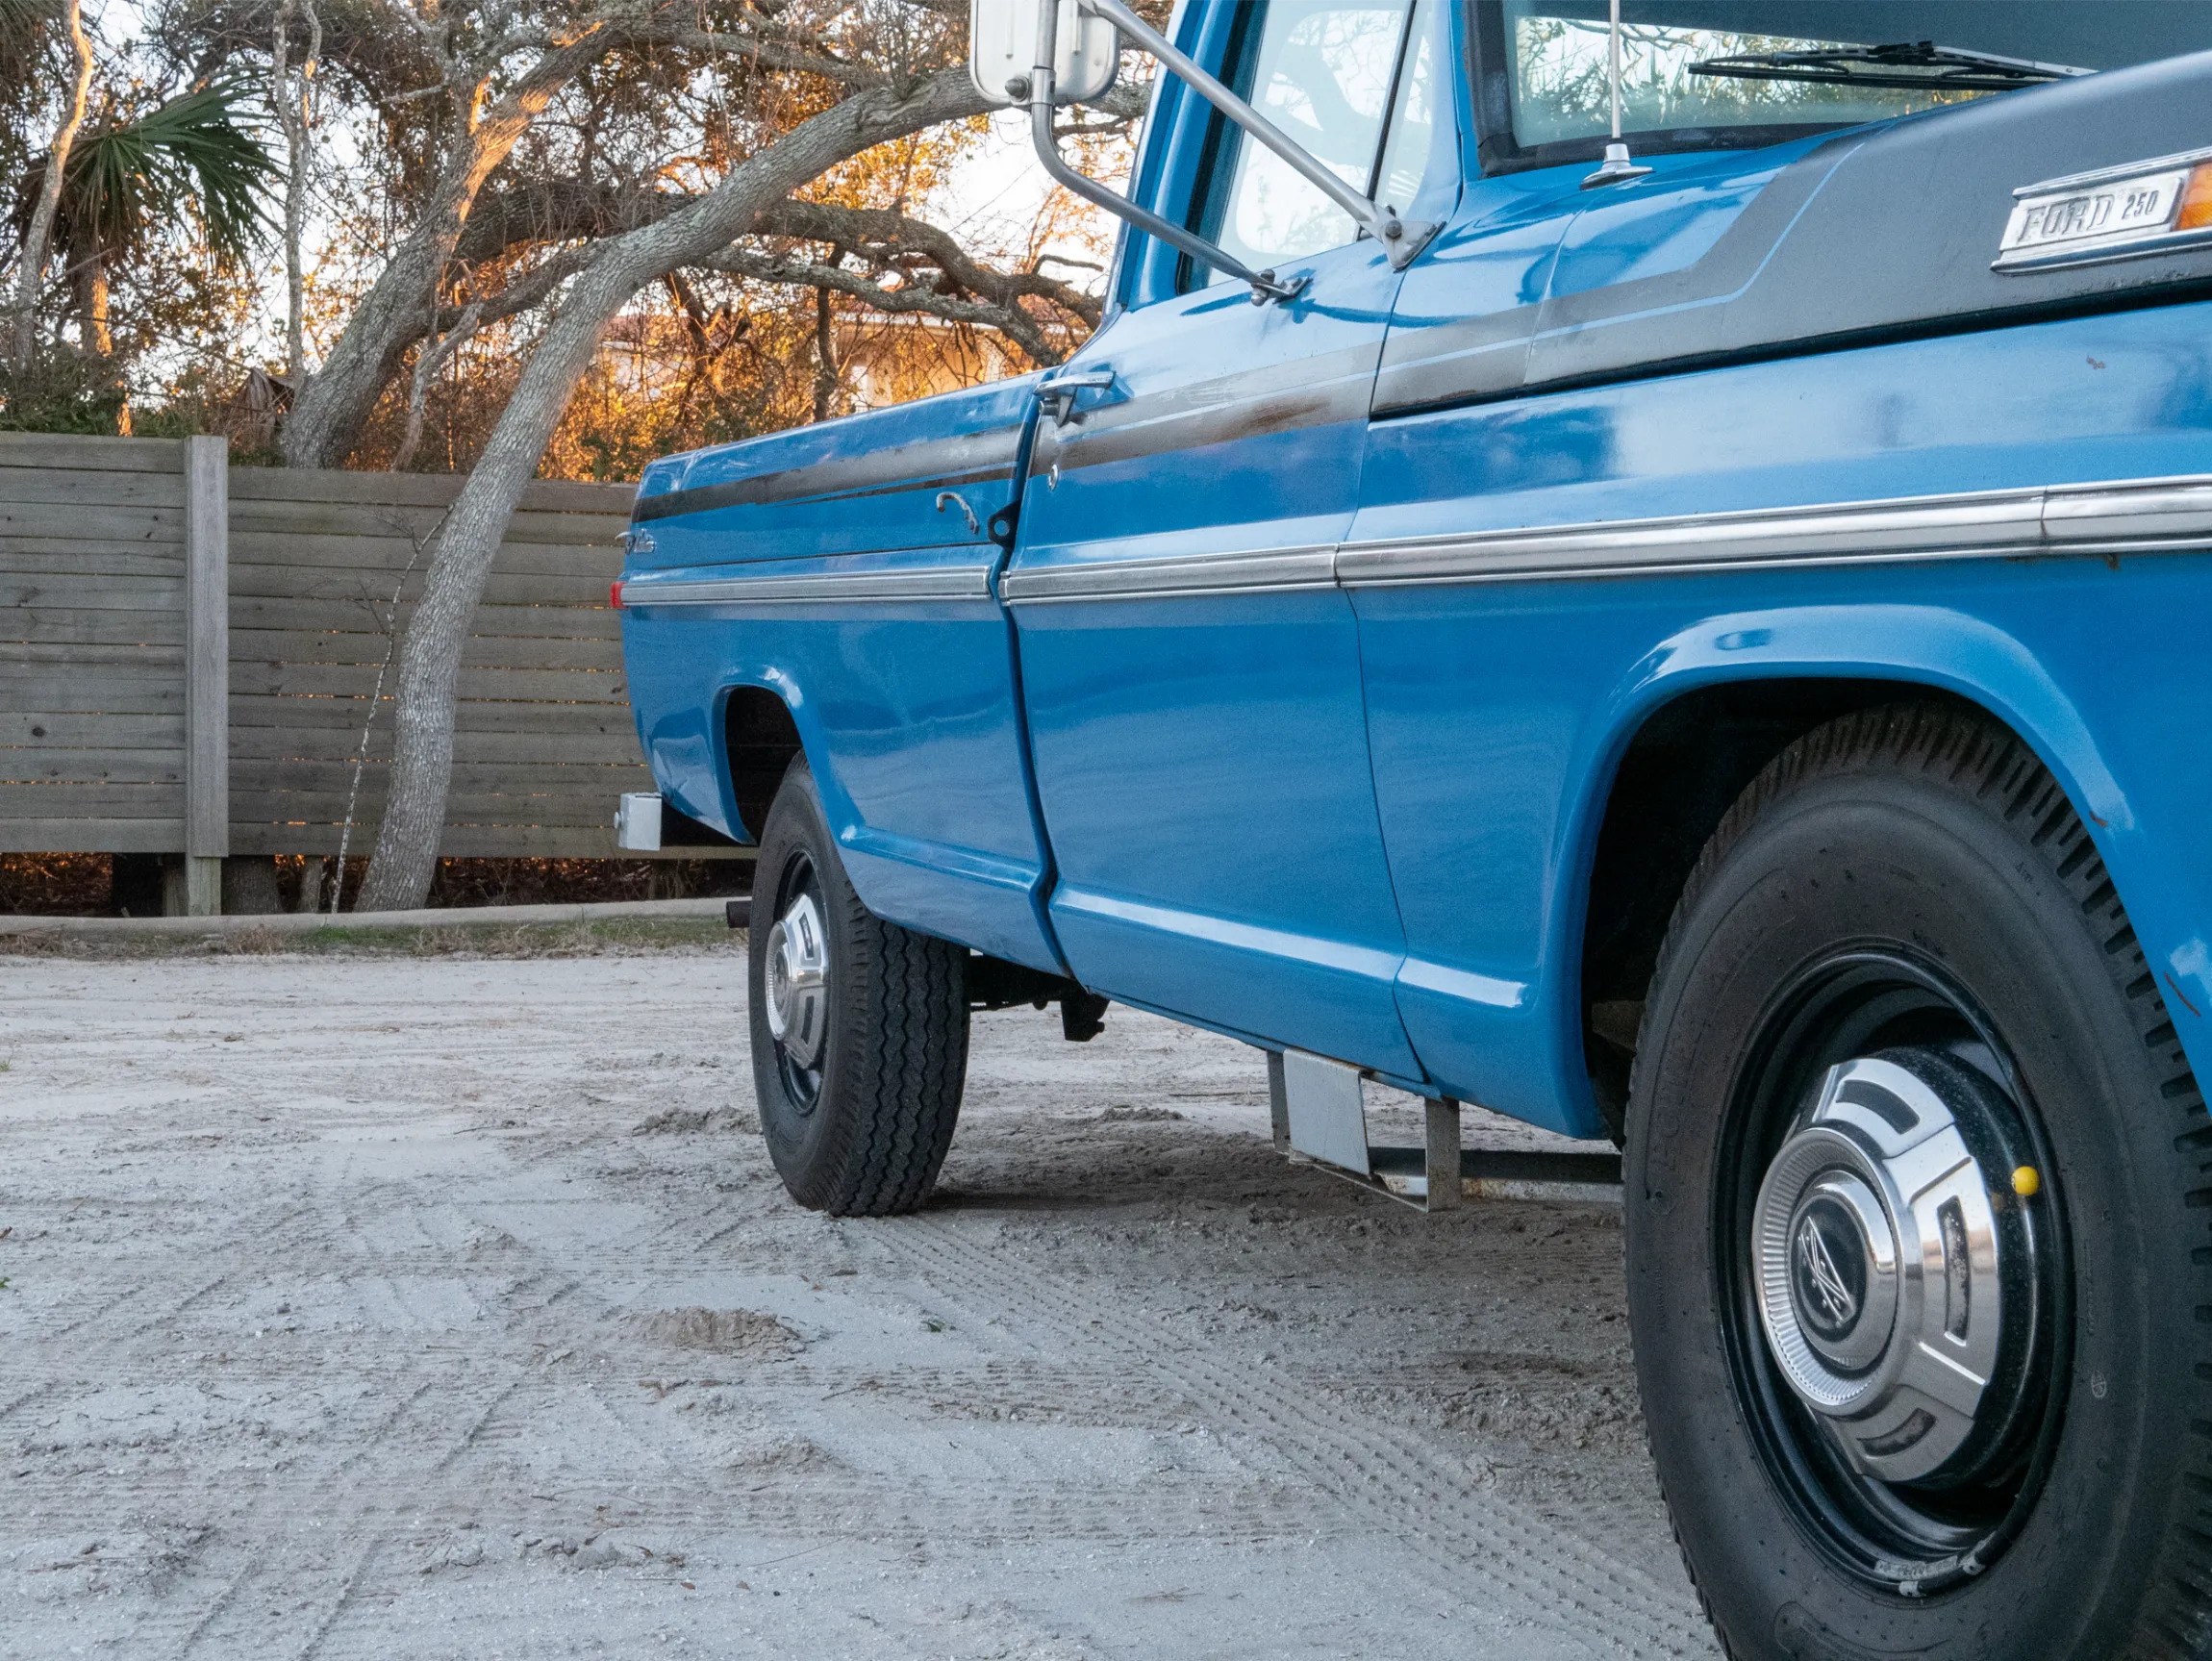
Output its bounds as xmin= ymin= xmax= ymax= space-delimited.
xmin=1501 ymin=2 xmax=2212 ymax=150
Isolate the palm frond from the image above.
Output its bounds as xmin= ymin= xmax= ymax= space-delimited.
xmin=58 ymin=79 xmax=278 ymax=270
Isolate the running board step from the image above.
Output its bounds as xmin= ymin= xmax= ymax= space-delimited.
xmin=1268 ymin=1048 xmax=1622 ymax=1211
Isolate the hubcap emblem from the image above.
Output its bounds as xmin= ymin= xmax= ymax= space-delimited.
xmin=1793 ymin=1201 xmax=1866 ymax=1340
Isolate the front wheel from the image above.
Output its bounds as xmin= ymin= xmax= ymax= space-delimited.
xmin=1627 ymin=704 xmax=2212 ymax=1660
xmin=748 ymin=757 xmax=969 ymax=1216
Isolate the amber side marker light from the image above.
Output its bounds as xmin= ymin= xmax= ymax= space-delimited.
xmin=2179 ymin=164 xmax=2212 ymax=234
xmin=610 ymin=580 xmax=625 ymax=610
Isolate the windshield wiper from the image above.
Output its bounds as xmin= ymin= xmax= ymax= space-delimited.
xmin=1688 ymin=41 xmax=2091 ymax=93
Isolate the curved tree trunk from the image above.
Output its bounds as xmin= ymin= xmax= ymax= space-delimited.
xmin=279 ymin=27 xmax=612 ymax=468
xmin=69 ymin=257 xmax=110 ymax=356
xmin=10 ymin=0 xmax=94 ymax=372
xmin=356 ymin=66 xmax=989 ymax=911
xmin=273 ymin=0 xmax=321 ymax=381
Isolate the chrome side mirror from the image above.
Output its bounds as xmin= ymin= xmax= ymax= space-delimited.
xmin=969 ymin=0 xmax=1119 ymax=107
xmin=972 ymin=0 xmax=1436 ymax=304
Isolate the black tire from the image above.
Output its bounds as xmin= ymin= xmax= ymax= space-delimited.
xmin=1626 ymin=702 xmax=2212 ymax=1660
xmin=748 ymin=757 xmax=968 ymax=1216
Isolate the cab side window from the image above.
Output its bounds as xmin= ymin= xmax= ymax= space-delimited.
xmin=1189 ymin=0 xmax=1437 ymax=287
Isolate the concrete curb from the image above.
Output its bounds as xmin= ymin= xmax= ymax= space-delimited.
xmin=0 ymin=896 xmax=739 ymax=939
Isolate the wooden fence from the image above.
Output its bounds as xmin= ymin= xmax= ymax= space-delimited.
xmin=1 ymin=432 xmax=726 ymax=912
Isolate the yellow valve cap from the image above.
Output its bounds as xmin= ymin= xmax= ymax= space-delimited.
xmin=2012 ymin=1166 xmax=2042 ymax=1198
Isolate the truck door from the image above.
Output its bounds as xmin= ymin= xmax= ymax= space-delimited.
xmin=1004 ymin=0 xmax=1449 ymax=1074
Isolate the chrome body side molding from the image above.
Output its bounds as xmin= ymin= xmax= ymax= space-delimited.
xmin=627 ymin=476 xmax=2212 ymax=611
xmin=1337 ymin=475 xmax=2212 ymax=589
xmin=619 ymin=563 xmax=998 ymax=608
xmin=998 ymin=544 xmax=1337 ymax=604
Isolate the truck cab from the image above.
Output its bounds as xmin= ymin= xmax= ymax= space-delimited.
xmin=618 ymin=6 xmax=2212 ymax=1655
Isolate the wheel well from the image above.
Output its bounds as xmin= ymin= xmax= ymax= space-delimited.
xmin=723 ymin=686 xmax=804 ymax=842
xmin=1578 ymin=678 xmax=1989 ymax=1140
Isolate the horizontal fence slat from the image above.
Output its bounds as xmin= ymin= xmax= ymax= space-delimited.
xmin=0 ymin=546 xmax=188 ymax=579
xmin=222 ymin=469 xmax=624 ymax=515
xmin=0 ymin=609 xmax=185 ymax=647
xmin=517 ymin=479 xmax=638 ymax=515
xmin=0 ymin=818 xmax=186 ymax=853
xmin=228 ymin=532 xmax=624 ymax=578
xmin=223 ymin=469 xmax=461 ymax=508
xmin=229 ymin=566 xmax=612 ymax=609
xmin=225 ymin=503 xmax=445 ymax=541
xmin=0 ymin=782 xmax=185 ymax=818
xmin=500 ymin=510 xmax=631 ymax=547
xmin=229 ymin=663 xmax=628 ymax=704
xmin=0 ymin=683 xmax=182 ymax=717
xmin=0 ymin=433 xmax=184 ymax=472
xmin=0 ymin=711 xmax=183 ymax=746
xmin=0 ymin=470 xmax=186 ymax=509
xmin=230 ymin=629 xmax=620 ymax=674
xmin=227 ymin=501 xmax=627 ymax=548
xmin=228 ymin=694 xmax=640 ymax=738
xmin=235 ymin=757 xmax=647 ymax=793
xmin=0 ymin=641 xmax=184 ymax=667
xmin=228 ymin=822 xmax=730 ymax=859
xmin=232 ymin=727 xmax=643 ymax=767
xmin=0 ymin=503 xmax=182 ymax=543
xmin=228 ymin=597 xmax=617 ymax=642
xmin=3 ymin=572 xmax=185 ymax=611
xmin=0 ymin=748 xmax=186 ymax=785
xmin=231 ymin=788 xmax=622 ymax=826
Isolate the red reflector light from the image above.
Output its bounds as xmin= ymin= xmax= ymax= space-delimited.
xmin=610 ymin=580 xmax=624 ymax=611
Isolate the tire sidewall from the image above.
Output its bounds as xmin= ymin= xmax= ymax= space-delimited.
xmin=1628 ymin=756 xmax=2190 ymax=1658
xmin=749 ymin=759 xmax=867 ymax=1204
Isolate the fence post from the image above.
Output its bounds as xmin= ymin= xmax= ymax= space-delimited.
xmin=182 ymin=434 xmax=230 ymax=917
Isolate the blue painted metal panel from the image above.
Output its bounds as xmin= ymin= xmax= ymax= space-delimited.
xmin=630 ymin=376 xmax=1037 ymax=565
xmin=622 ymin=570 xmax=1063 ymax=972
xmin=1013 ymin=236 xmax=1421 ymax=1075
xmin=1352 ymin=300 xmax=2212 ymax=1136
xmin=621 ymin=385 xmax=1064 ymax=973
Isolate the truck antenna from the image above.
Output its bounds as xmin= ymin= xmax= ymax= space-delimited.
xmin=1583 ymin=0 xmax=1653 ymax=188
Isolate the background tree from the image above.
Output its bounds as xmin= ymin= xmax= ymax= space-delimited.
xmin=8 ymin=0 xmax=92 ymax=369
xmin=359 ymin=49 xmax=1001 ymax=908
xmin=13 ymin=81 xmax=276 ymax=363
xmin=268 ymin=0 xmax=318 ymax=378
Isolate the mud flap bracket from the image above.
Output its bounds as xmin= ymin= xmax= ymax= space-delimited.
xmin=1272 ymin=1047 xmax=1623 ymax=1210
xmin=1277 ymin=1049 xmax=1460 ymax=1213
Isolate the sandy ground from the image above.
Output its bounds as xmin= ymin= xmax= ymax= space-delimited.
xmin=0 ymin=938 xmax=1715 ymax=1659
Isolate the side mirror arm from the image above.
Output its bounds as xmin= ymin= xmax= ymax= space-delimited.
xmin=1015 ymin=0 xmax=1434 ymax=304
xmin=1020 ymin=89 xmax=1304 ymax=303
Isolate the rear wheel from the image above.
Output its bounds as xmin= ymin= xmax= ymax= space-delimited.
xmin=1626 ymin=703 xmax=2212 ymax=1659
xmin=749 ymin=757 xmax=968 ymax=1216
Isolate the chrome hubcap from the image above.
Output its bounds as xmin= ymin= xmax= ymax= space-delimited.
xmin=763 ymin=893 xmax=829 ymax=1069
xmin=1753 ymin=1052 xmax=2025 ymax=1483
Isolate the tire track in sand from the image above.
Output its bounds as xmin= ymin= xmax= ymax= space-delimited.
xmin=868 ymin=1213 xmax=1713 ymax=1658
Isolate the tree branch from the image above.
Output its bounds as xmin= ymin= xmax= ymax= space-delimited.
xmin=758 ymin=199 xmax=1103 ymax=327
xmin=705 ymin=244 xmax=1067 ymax=367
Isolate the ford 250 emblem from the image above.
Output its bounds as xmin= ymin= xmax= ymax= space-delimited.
xmin=1997 ymin=145 xmax=2212 ymax=272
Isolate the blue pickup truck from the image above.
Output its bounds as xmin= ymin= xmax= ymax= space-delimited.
xmin=616 ymin=2 xmax=2212 ymax=1654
